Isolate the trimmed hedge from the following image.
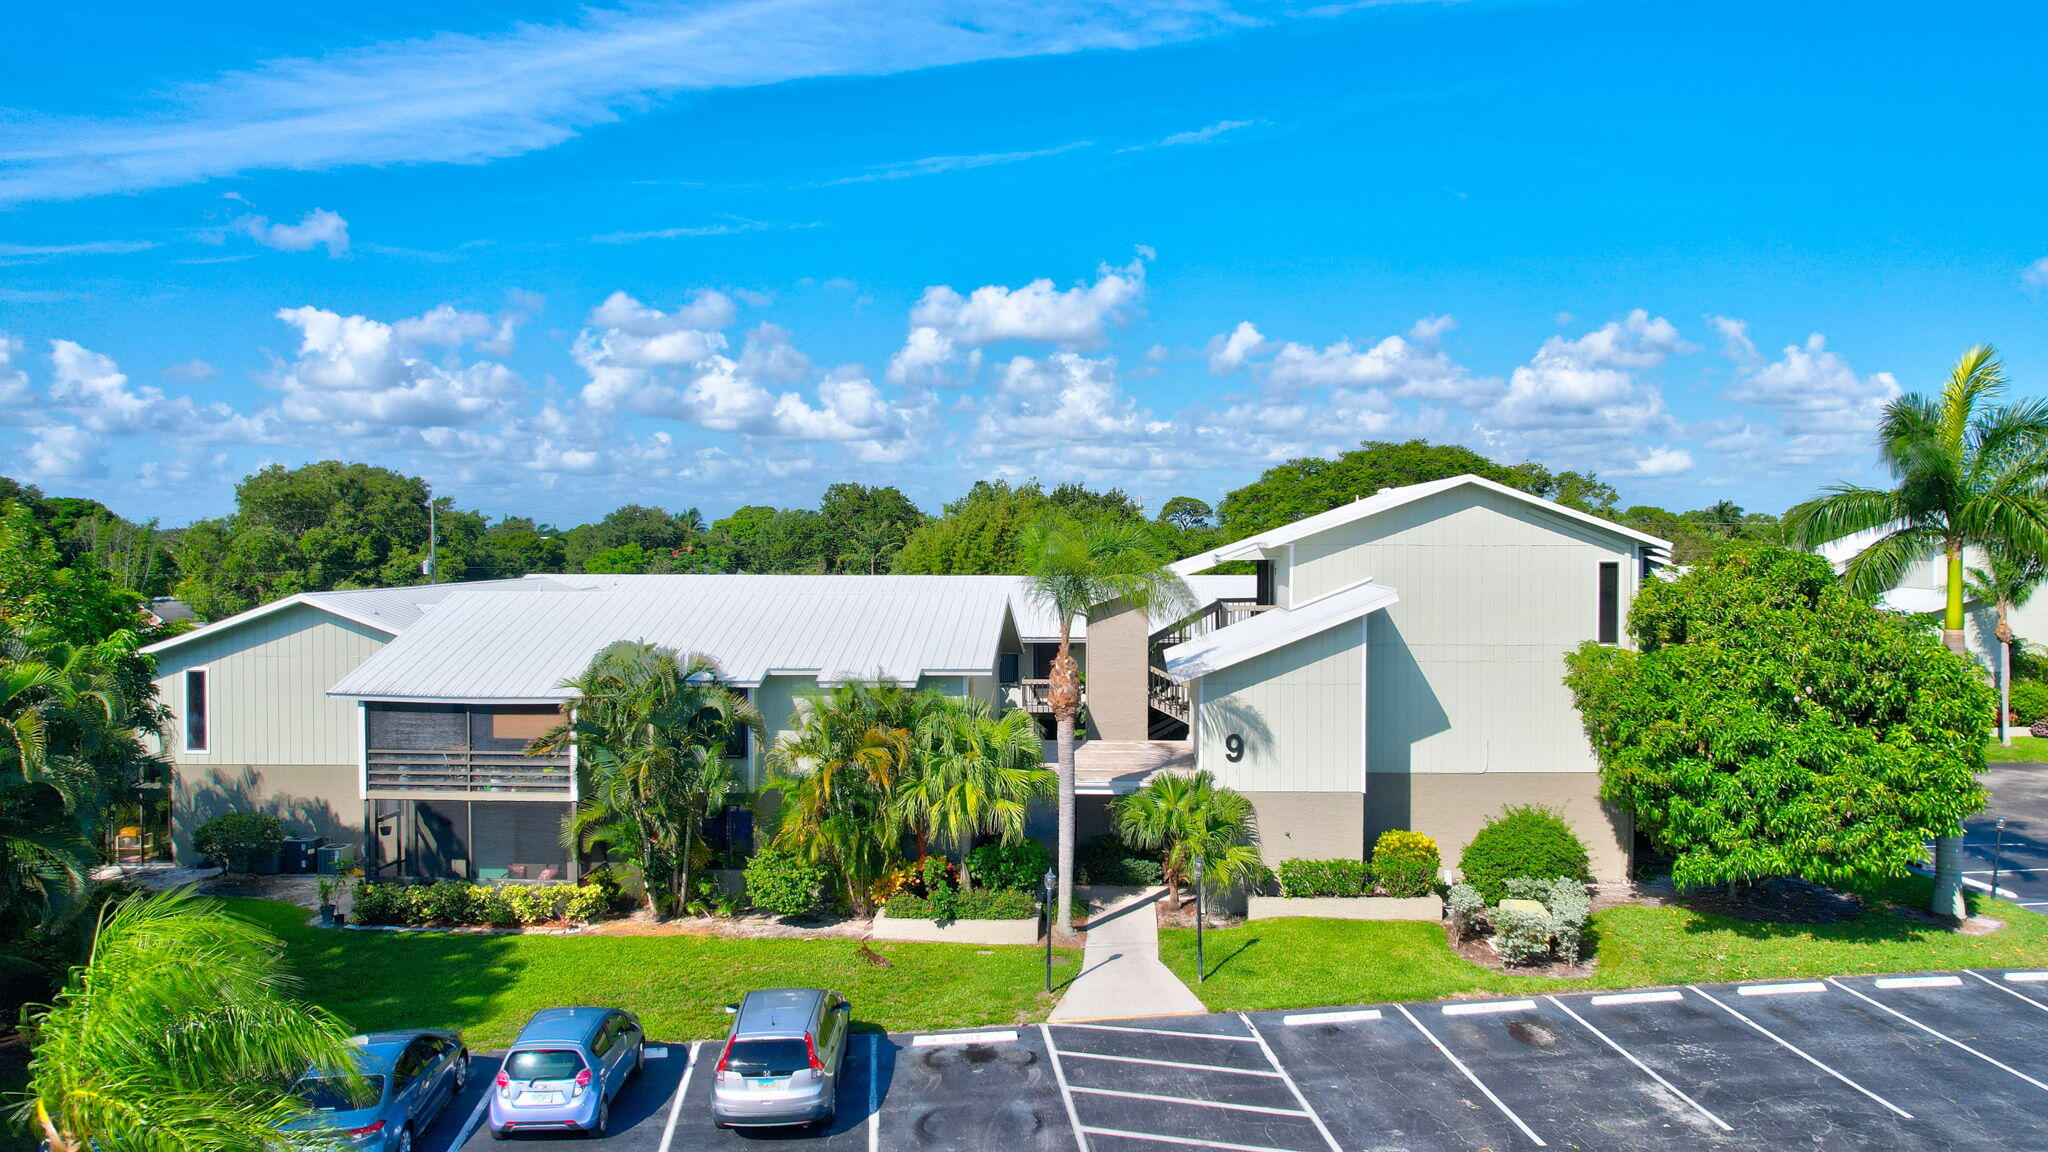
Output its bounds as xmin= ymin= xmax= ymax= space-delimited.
xmin=1458 ymin=805 xmax=1591 ymax=903
xmin=349 ymin=877 xmax=622 ymax=927
xmin=1370 ymin=830 xmax=1441 ymax=897
xmin=1276 ymin=858 xmax=1368 ymax=898
xmin=885 ymin=887 xmax=1039 ymax=921
xmin=2011 ymin=679 xmax=2048 ymax=726
xmin=964 ymin=839 xmax=1052 ymax=892
xmin=744 ymin=847 xmax=828 ymax=918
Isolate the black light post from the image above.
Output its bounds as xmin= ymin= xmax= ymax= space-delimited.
xmin=1991 ymin=817 xmax=2009 ymax=901
xmin=1042 ymin=867 xmax=1057 ymax=992
xmin=1194 ymin=855 xmax=1207 ymax=984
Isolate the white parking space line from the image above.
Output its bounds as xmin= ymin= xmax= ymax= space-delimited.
xmin=1589 ymin=991 xmax=1683 ymax=1006
xmin=1685 ymin=986 xmax=1913 ymax=1119
xmin=1238 ymin=1013 xmax=1343 ymax=1152
xmin=1874 ymin=975 xmax=1963 ymax=989
xmin=1737 ymin=981 xmax=1827 ymax=996
xmin=1054 ymin=1050 xmax=1284 ymax=1077
xmin=452 ymin=1088 xmax=491 ymax=1148
xmin=1965 ymin=867 xmax=2048 ymax=873
xmin=2021 ymin=902 xmax=2048 ymax=909
xmin=910 ymin=1030 xmax=1018 ymax=1047
xmin=1281 ymin=1008 xmax=1381 ymax=1026
xmin=1441 ymin=999 xmax=1538 ymax=1016
xmin=1067 ymin=1085 xmax=1311 ymax=1118
xmin=867 ymin=1034 xmax=880 ymax=1152
xmin=1826 ymin=978 xmax=2048 ymax=1095
xmin=2005 ymin=970 xmax=2048 ymax=982
xmin=1039 ymin=1023 xmax=1092 ymax=1152
xmin=656 ymin=1041 xmax=699 ymax=1152
xmin=1393 ymin=1003 xmax=1548 ymax=1148
xmin=1969 ymin=970 xmax=2048 ymax=1014
xmin=1054 ymin=1021 xmax=1259 ymax=1042
xmin=1544 ymin=995 xmax=1732 ymax=1133
xmin=1961 ymin=876 xmax=2022 ymax=898
xmin=1076 ymin=1126 xmax=1310 ymax=1152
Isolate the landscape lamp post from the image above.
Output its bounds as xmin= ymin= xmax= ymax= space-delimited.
xmin=1991 ymin=817 xmax=2009 ymax=901
xmin=1194 ymin=855 xmax=1207 ymax=984
xmin=1042 ymin=867 xmax=1056 ymax=993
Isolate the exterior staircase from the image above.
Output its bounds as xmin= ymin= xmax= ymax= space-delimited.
xmin=1145 ymin=596 xmax=1270 ymax=738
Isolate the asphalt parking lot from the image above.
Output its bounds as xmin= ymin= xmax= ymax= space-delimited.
xmin=417 ymin=967 xmax=2048 ymax=1152
xmin=1959 ymin=763 xmax=2048 ymax=912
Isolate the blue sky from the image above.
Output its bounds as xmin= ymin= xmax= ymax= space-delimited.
xmin=3 ymin=0 xmax=2045 ymax=526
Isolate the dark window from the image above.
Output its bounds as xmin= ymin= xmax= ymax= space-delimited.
xmin=998 ymin=652 xmax=1021 ymax=683
xmin=591 ymin=1019 xmax=618 ymax=1056
xmin=296 ymin=1075 xmax=384 ymax=1112
xmin=183 ymin=669 xmax=207 ymax=751
xmin=723 ymin=722 xmax=749 ymax=761
xmin=1597 ymin=561 xmax=1621 ymax=645
xmin=1253 ymin=560 xmax=1276 ymax=607
xmin=723 ymin=1039 xmax=810 ymax=1076
xmin=505 ymin=1049 xmax=586 ymax=1082
xmin=394 ymin=1039 xmax=431 ymax=1086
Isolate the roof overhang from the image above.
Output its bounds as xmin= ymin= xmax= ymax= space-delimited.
xmin=141 ymin=594 xmax=398 ymax=656
xmin=1164 ymin=580 xmax=1398 ymax=682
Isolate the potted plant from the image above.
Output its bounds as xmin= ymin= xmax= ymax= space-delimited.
xmin=317 ymin=877 xmax=343 ymax=926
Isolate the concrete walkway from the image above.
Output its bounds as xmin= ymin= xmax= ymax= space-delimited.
xmin=1050 ymin=885 xmax=1207 ymax=1021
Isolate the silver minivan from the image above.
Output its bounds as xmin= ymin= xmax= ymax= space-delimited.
xmin=710 ymin=988 xmax=852 ymax=1129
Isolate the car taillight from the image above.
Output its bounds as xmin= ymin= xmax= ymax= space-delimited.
xmin=572 ymin=1067 xmax=592 ymax=1097
xmin=805 ymin=1033 xmax=824 ymax=1077
xmin=344 ymin=1120 xmax=386 ymax=1136
xmin=495 ymin=1068 xmax=510 ymax=1089
xmin=713 ymin=1038 xmax=735 ymax=1081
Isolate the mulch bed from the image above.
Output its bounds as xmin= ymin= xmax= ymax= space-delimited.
xmin=1445 ymin=922 xmax=1596 ymax=979
xmin=1660 ymin=876 xmax=1865 ymax=924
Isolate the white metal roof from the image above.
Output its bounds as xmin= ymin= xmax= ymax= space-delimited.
xmin=328 ymin=575 xmax=1018 ymax=700
xmin=139 ymin=576 xmax=570 ymax=655
xmin=1170 ymin=474 xmax=1672 ymax=576
xmin=1163 ymin=580 xmax=1399 ymax=682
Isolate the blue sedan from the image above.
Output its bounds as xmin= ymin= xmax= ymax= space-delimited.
xmin=287 ymin=1030 xmax=470 ymax=1152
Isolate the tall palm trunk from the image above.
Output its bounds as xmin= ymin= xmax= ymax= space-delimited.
xmin=1051 ymin=623 xmax=1081 ymax=934
xmin=1999 ymin=603 xmax=2015 ymax=747
xmin=1934 ymin=543 xmax=1970 ymax=920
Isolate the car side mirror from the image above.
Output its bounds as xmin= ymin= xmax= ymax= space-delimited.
xmin=723 ymin=1003 xmax=739 ymax=1014
xmin=836 ymin=1001 xmax=852 ymax=1013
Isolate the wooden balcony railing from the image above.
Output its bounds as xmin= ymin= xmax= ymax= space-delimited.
xmin=365 ymin=749 xmax=572 ymax=795
xmin=1150 ymin=597 xmax=1273 ymax=649
xmin=1000 ymin=679 xmax=1056 ymax=714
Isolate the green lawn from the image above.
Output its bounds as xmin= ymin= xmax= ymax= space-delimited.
xmin=1159 ymin=877 xmax=2048 ymax=1014
xmin=228 ymin=899 xmax=1080 ymax=1048
xmin=1985 ymin=735 xmax=2048 ymax=762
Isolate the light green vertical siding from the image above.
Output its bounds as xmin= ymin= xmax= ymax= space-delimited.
xmin=150 ymin=604 xmax=391 ymax=767
xmin=1282 ymin=486 xmax=1637 ymax=776
xmin=1196 ymin=618 xmax=1364 ymax=793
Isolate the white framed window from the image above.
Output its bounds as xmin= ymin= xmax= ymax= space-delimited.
xmin=183 ymin=667 xmax=210 ymax=753
xmin=1596 ymin=561 xmax=1621 ymax=645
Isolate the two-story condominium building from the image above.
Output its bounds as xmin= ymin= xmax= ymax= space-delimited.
xmin=144 ymin=474 xmax=1666 ymax=885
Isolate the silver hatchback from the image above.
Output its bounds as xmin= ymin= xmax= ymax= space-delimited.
xmin=710 ymin=988 xmax=852 ymax=1130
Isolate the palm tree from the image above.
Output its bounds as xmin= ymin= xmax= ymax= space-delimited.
xmin=898 ymin=695 xmax=1054 ymax=887
xmin=1789 ymin=344 xmax=2048 ymax=917
xmin=536 ymin=642 xmax=763 ymax=918
xmin=1968 ymin=547 xmax=2048 ymax=746
xmin=22 ymin=888 xmax=363 ymax=1151
xmin=1113 ymin=770 xmax=1266 ymax=909
xmin=1022 ymin=516 xmax=1194 ymax=933
xmin=764 ymin=680 xmax=917 ymax=913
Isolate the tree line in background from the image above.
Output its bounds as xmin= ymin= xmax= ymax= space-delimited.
xmin=2 ymin=439 xmax=1788 ymax=624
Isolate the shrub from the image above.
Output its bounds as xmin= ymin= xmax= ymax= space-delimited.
xmin=350 ymin=880 xmax=403 ymax=925
xmin=2011 ymin=679 xmax=2048 ymax=726
xmin=745 ymin=848 xmax=829 ymax=918
xmin=191 ymin=812 xmax=286 ymax=873
xmin=965 ymin=839 xmax=1052 ymax=892
xmin=1446 ymin=882 xmax=1485 ymax=940
xmin=885 ymin=887 xmax=1039 ymax=920
xmin=2034 ymin=719 xmax=2048 ymax=740
xmin=412 ymin=880 xmax=476 ymax=925
xmin=1077 ymin=834 xmax=1164 ymax=886
xmin=1458 ymin=805 xmax=1591 ymax=903
xmin=918 ymin=855 xmax=959 ymax=922
xmin=1491 ymin=904 xmax=1555 ymax=965
xmin=1371 ymin=830 xmax=1441 ymax=897
xmin=343 ymin=880 xmax=614 ymax=927
xmin=1542 ymin=878 xmax=1592 ymax=965
xmin=567 ymin=870 xmax=624 ymax=921
xmin=1275 ymin=858 xmax=1368 ymax=898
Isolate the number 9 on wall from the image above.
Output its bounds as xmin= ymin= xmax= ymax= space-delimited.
xmin=1224 ymin=733 xmax=1245 ymax=762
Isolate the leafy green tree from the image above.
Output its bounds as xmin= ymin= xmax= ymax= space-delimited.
xmin=22 ymin=888 xmax=362 ymax=1152
xmin=537 ymin=643 xmax=763 ymax=917
xmin=477 ymin=516 xmax=566 ymax=577
xmin=1564 ymin=548 xmax=1990 ymax=897
xmin=1113 ymin=770 xmax=1266 ymax=909
xmin=893 ymin=481 xmax=1133 ymax=575
xmin=582 ymin=542 xmax=652 ymax=574
xmin=763 ymin=680 xmax=918 ymax=913
xmin=1022 ymin=517 xmax=1192 ymax=931
xmin=818 ymin=483 xmax=927 ymax=574
xmin=1156 ymin=497 xmax=1214 ymax=531
xmin=1787 ymin=345 xmax=2048 ymax=916
xmin=896 ymin=696 xmax=1053 ymax=885
xmin=1217 ymin=440 xmax=1530 ymax=538
xmin=563 ymin=504 xmax=702 ymax=571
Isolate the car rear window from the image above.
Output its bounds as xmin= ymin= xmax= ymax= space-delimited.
xmin=725 ymin=1038 xmax=811 ymax=1076
xmin=506 ymin=1049 xmax=586 ymax=1081
xmin=296 ymin=1075 xmax=384 ymax=1112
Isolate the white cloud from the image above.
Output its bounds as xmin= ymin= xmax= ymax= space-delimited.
xmin=0 ymin=335 xmax=31 ymax=409
xmin=237 ymin=209 xmax=351 ymax=256
xmin=573 ymin=290 xmax=737 ymax=408
xmin=1612 ymin=446 xmax=1694 ymax=477
xmin=1117 ymin=118 xmax=1258 ymax=153
xmin=1480 ymin=310 xmax=1691 ymax=440
xmin=907 ymin=254 xmax=1148 ymax=349
xmin=1207 ymin=315 xmax=1491 ymax=404
xmin=2024 ymin=257 xmax=2048 ymax=289
xmin=1709 ymin=317 xmax=1898 ymax=467
xmin=819 ymin=141 xmax=1092 ymax=185
xmin=0 ymin=0 xmax=1324 ymax=203
xmin=267 ymin=304 xmax=523 ymax=433
xmin=886 ymin=326 xmax=979 ymax=386
xmin=24 ymin=425 xmax=102 ymax=478
xmin=46 ymin=339 xmax=264 ymax=442
xmin=1206 ymin=321 xmax=1267 ymax=375
xmin=161 ymin=358 xmax=217 ymax=383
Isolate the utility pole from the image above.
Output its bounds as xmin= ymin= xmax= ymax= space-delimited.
xmin=422 ymin=497 xmax=438 ymax=578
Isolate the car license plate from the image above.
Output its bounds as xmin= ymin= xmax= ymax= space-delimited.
xmin=751 ymin=1078 xmax=776 ymax=1088
xmin=518 ymin=1090 xmax=562 ymax=1105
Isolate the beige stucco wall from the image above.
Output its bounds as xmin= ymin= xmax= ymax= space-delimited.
xmin=1364 ymin=770 xmax=1629 ymax=884
xmin=1197 ymin=619 xmax=1365 ymax=794
xmin=1082 ymin=601 xmax=1151 ymax=741
xmin=1241 ymin=790 xmax=1366 ymax=867
xmin=172 ymin=762 xmax=361 ymax=864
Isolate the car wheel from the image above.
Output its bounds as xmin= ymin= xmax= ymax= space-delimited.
xmin=393 ymin=1126 xmax=415 ymax=1152
xmin=634 ymin=1042 xmax=646 ymax=1075
xmin=816 ymin=1107 xmax=836 ymax=1131
xmin=589 ymin=1097 xmax=609 ymax=1139
xmin=453 ymin=1052 xmax=469 ymax=1091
